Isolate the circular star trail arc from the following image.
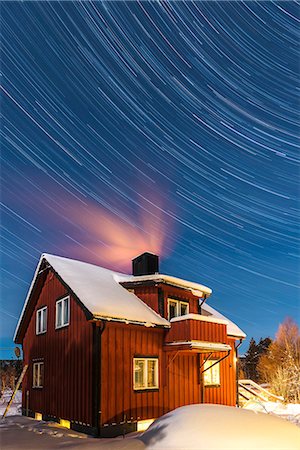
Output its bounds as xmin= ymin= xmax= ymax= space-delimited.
xmin=1 ymin=1 xmax=299 ymax=355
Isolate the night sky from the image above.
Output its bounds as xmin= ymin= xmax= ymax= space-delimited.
xmin=1 ymin=1 xmax=299 ymax=358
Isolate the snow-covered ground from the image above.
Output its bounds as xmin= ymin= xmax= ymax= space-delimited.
xmin=1 ymin=415 xmax=142 ymax=449
xmin=1 ymin=394 xmax=300 ymax=449
xmin=243 ymin=399 xmax=300 ymax=427
xmin=3 ymin=410 xmax=299 ymax=450
xmin=0 ymin=389 xmax=22 ymax=417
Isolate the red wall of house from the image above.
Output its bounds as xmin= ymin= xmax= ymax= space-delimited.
xmin=100 ymin=322 xmax=237 ymax=427
xmin=22 ymin=270 xmax=93 ymax=426
xmin=201 ymin=338 xmax=237 ymax=406
xmin=131 ymin=286 xmax=159 ymax=313
xmin=161 ymin=285 xmax=199 ymax=315
xmin=132 ymin=284 xmax=200 ymax=318
xmin=165 ymin=318 xmax=227 ymax=343
xmin=100 ymin=322 xmax=200 ymax=426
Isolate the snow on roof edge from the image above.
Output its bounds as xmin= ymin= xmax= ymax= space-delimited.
xmin=202 ymin=303 xmax=246 ymax=338
xmin=165 ymin=341 xmax=232 ymax=352
xmin=117 ymin=273 xmax=212 ymax=295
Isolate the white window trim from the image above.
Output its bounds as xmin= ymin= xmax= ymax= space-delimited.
xmin=55 ymin=296 xmax=70 ymax=329
xmin=203 ymin=359 xmax=221 ymax=386
xmin=167 ymin=298 xmax=189 ymax=320
xmin=33 ymin=362 xmax=44 ymax=388
xmin=133 ymin=358 xmax=159 ymax=390
xmin=36 ymin=307 xmax=47 ymax=335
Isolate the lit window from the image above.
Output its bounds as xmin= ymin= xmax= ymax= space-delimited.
xmin=203 ymin=359 xmax=220 ymax=386
xmin=133 ymin=358 xmax=159 ymax=390
xmin=167 ymin=299 xmax=189 ymax=320
xmin=36 ymin=307 xmax=47 ymax=334
xmin=56 ymin=296 xmax=69 ymax=328
xmin=33 ymin=362 xmax=44 ymax=388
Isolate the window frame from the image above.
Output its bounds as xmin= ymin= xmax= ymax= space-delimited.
xmin=167 ymin=298 xmax=189 ymax=320
xmin=55 ymin=296 xmax=70 ymax=329
xmin=203 ymin=359 xmax=221 ymax=387
xmin=133 ymin=357 xmax=159 ymax=391
xmin=36 ymin=306 xmax=47 ymax=335
xmin=32 ymin=361 xmax=44 ymax=388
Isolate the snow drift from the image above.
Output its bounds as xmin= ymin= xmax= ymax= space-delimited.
xmin=141 ymin=404 xmax=300 ymax=450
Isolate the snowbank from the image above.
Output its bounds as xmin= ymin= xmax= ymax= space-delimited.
xmin=244 ymin=400 xmax=300 ymax=427
xmin=141 ymin=404 xmax=300 ymax=450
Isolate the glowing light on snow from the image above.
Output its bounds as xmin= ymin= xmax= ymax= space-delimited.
xmin=137 ymin=418 xmax=155 ymax=432
xmin=59 ymin=418 xmax=71 ymax=429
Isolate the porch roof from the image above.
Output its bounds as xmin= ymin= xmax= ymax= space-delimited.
xmin=164 ymin=340 xmax=232 ymax=353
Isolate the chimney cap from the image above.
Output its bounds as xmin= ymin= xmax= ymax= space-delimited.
xmin=131 ymin=251 xmax=157 ymax=260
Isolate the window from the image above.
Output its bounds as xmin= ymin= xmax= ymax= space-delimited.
xmin=56 ymin=296 xmax=69 ymax=328
xmin=36 ymin=307 xmax=47 ymax=334
xmin=167 ymin=298 xmax=189 ymax=320
xmin=133 ymin=358 xmax=159 ymax=390
xmin=33 ymin=362 xmax=44 ymax=388
xmin=203 ymin=359 xmax=220 ymax=386
xmin=168 ymin=300 xmax=177 ymax=320
xmin=180 ymin=302 xmax=188 ymax=316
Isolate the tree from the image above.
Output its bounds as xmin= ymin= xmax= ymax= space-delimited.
xmin=257 ymin=317 xmax=300 ymax=403
xmin=243 ymin=338 xmax=259 ymax=381
xmin=0 ymin=360 xmax=23 ymax=396
xmin=242 ymin=337 xmax=272 ymax=382
xmin=257 ymin=337 xmax=272 ymax=355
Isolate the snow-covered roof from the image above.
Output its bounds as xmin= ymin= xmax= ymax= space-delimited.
xmin=202 ymin=303 xmax=246 ymax=338
xmin=14 ymin=254 xmax=169 ymax=340
xmin=14 ymin=253 xmax=246 ymax=342
xmin=118 ymin=273 xmax=212 ymax=296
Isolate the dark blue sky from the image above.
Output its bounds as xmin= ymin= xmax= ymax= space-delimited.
xmin=1 ymin=1 xmax=299 ymax=358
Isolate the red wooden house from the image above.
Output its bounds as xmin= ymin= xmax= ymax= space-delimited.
xmin=14 ymin=252 xmax=246 ymax=437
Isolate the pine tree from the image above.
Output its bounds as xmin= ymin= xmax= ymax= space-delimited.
xmin=243 ymin=338 xmax=260 ymax=381
xmin=242 ymin=337 xmax=272 ymax=381
xmin=257 ymin=337 xmax=272 ymax=355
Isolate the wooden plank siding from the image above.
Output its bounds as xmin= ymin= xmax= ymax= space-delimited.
xmin=100 ymin=322 xmax=164 ymax=426
xmin=131 ymin=286 xmax=159 ymax=313
xmin=100 ymin=323 xmax=236 ymax=427
xmin=161 ymin=285 xmax=199 ymax=315
xmin=201 ymin=338 xmax=237 ymax=406
xmin=22 ymin=270 xmax=93 ymax=426
xmin=165 ymin=318 xmax=227 ymax=343
xmin=133 ymin=284 xmax=200 ymax=317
